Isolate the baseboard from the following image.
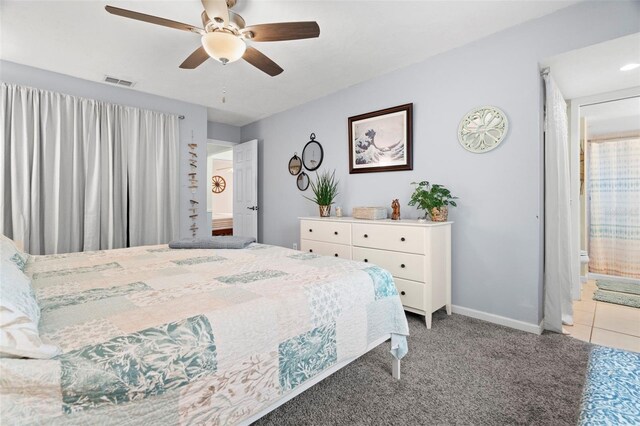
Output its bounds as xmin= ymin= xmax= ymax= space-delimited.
xmin=451 ymin=305 xmax=543 ymax=335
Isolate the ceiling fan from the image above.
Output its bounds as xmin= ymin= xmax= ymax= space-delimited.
xmin=105 ymin=0 xmax=320 ymax=76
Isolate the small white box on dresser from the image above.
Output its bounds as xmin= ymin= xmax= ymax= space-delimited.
xmin=299 ymin=216 xmax=452 ymax=328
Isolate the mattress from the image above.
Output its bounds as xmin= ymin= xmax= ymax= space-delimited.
xmin=1 ymin=243 xmax=409 ymax=425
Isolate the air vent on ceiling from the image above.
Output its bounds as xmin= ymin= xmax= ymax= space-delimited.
xmin=103 ymin=76 xmax=135 ymax=87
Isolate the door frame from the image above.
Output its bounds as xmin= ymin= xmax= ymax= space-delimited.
xmin=207 ymin=139 xmax=237 ymax=235
xmin=568 ymin=86 xmax=640 ymax=299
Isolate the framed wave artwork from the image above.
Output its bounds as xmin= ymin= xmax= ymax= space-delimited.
xmin=348 ymin=103 xmax=413 ymax=174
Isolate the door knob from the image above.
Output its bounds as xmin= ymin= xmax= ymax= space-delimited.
xmin=247 ymin=206 xmax=259 ymax=211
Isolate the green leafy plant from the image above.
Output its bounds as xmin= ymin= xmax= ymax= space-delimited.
xmin=408 ymin=181 xmax=458 ymax=215
xmin=303 ymin=170 xmax=339 ymax=206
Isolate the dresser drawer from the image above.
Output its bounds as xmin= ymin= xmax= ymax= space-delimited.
xmin=300 ymin=220 xmax=351 ymax=245
xmin=352 ymin=247 xmax=424 ymax=282
xmin=352 ymin=223 xmax=425 ymax=254
xmin=300 ymin=239 xmax=352 ymax=259
xmin=394 ymin=278 xmax=425 ymax=311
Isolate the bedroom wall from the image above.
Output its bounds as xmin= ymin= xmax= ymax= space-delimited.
xmin=0 ymin=60 xmax=210 ymax=240
xmin=207 ymin=121 xmax=241 ymax=143
xmin=241 ymin=1 xmax=640 ymax=329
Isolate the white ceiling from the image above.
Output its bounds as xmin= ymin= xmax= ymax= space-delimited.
xmin=581 ymin=96 xmax=640 ymax=136
xmin=542 ymin=32 xmax=640 ymax=100
xmin=1 ymin=0 xmax=577 ymax=126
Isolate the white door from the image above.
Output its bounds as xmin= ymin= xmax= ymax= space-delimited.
xmin=233 ymin=139 xmax=258 ymax=240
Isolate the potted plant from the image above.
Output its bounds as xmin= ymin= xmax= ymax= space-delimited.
xmin=303 ymin=170 xmax=339 ymax=217
xmin=408 ymin=181 xmax=457 ymax=222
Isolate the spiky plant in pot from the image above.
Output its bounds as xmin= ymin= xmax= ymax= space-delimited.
xmin=303 ymin=170 xmax=339 ymax=217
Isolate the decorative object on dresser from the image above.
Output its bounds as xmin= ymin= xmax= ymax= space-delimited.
xmin=458 ymin=105 xmax=509 ymax=153
xmin=303 ymin=170 xmax=339 ymax=217
xmin=352 ymin=206 xmax=387 ymax=220
xmin=348 ymin=103 xmax=413 ymax=174
xmin=299 ymin=217 xmax=452 ymax=328
xmin=288 ymin=153 xmax=302 ymax=175
xmin=408 ymin=181 xmax=458 ymax=222
xmin=302 ymin=133 xmax=324 ymax=171
xmin=391 ymin=199 xmax=401 ymax=220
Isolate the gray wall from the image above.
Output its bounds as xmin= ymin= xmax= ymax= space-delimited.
xmin=207 ymin=121 xmax=241 ymax=143
xmin=1 ymin=60 xmax=210 ymax=240
xmin=241 ymin=1 xmax=640 ymax=327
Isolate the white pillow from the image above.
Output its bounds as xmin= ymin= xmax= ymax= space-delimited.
xmin=0 ymin=234 xmax=60 ymax=359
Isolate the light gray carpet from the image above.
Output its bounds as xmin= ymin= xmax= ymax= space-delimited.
xmin=254 ymin=311 xmax=592 ymax=425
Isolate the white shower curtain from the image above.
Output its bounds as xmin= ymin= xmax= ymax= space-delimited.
xmin=0 ymin=83 xmax=179 ymax=254
xmin=543 ymin=73 xmax=574 ymax=332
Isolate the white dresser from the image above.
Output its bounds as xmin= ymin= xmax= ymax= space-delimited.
xmin=299 ymin=216 xmax=452 ymax=328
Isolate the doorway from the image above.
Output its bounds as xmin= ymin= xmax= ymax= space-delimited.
xmin=541 ymin=32 xmax=640 ymax=351
xmin=207 ymin=142 xmax=234 ymax=236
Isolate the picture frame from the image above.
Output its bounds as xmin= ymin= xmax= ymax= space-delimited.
xmin=348 ymin=103 xmax=413 ymax=174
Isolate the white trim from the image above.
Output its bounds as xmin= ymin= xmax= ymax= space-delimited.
xmin=238 ymin=334 xmax=396 ymax=426
xmin=451 ymin=305 xmax=543 ymax=335
xmin=589 ymin=273 xmax=640 ymax=285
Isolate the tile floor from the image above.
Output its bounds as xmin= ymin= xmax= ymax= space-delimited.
xmin=564 ymin=280 xmax=640 ymax=352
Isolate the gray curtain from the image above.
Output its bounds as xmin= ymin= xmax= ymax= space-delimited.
xmin=0 ymin=83 xmax=179 ymax=254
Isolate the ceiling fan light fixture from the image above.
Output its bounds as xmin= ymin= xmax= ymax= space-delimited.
xmin=201 ymin=31 xmax=246 ymax=64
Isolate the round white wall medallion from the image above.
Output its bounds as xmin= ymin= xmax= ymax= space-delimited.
xmin=458 ymin=106 xmax=509 ymax=153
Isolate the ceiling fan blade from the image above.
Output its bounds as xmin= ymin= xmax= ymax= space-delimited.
xmin=179 ymin=46 xmax=210 ymax=69
xmin=242 ymin=47 xmax=283 ymax=76
xmin=201 ymin=0 xmax=229 ymax=27
xmin=243 ymin=22 xmax=319 ymax=42
xmin=105 ymin=5 xmax=203 ymax=34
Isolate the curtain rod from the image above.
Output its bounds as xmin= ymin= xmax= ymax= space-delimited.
xmin=540 ymin=67 xmax=550 ymax=77
xmin=178 ymin=115 xmax=185 ymax=120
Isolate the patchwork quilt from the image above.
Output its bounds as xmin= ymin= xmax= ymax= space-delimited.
xmin=0 ymin=243 xmax=409 ymax=425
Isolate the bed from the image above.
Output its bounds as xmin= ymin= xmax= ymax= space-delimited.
xmin=0 ymin=242 xmax=409 ymax=425
xmin=212 ymin=213 xmax=233 ymax=236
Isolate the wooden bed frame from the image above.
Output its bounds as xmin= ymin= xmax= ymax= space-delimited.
xmin=239 ymin=334 xmax=401 ymax=425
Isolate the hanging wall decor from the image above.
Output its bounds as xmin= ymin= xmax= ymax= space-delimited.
xmin=457 ymin=106 xmax=509 ymax=153
xmin=211 ymin=175 xmax=226 ymax=193
xmin=297 ymin=171 xmax=310 ymax=191
xmin=188 ymin=141 xmax=198 ymax=237
xmin=302 ymin=133 xmax=324 ymax=171
xmin=348 ymin=103 xmax=413 ymax=173
xmin=288 ymin=153 xmax=302 ymax=175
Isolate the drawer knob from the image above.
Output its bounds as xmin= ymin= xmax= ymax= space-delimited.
xmin=364 ymin=234 xmax=368 ymax=238
xmin=309 ymin=249 xmax=313 ymax=253
xmin=309 ymin=229 xmax=313 ymax=232
xmin=334 ymin=231 xmax=338 ymax=235
xmin=334 ymin=253 xmax=338 ymax=257
xmin=400 ymin=291 xmax=406 ymax=296
xmin=400 ymin=264 xmax=406 ymax=268
xmin=401 ymin=237 xmax=406 ymax=242
xmin=364 ymin=259 xmax=368 ymax=263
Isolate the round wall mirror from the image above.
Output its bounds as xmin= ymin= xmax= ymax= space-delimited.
xmin=288 ymin=153 xmax=302 ymax=175
xmin=302 ymin=133 xmax=323 ymax=171
xmin=297 ymin=171 xmax=310 ymax=191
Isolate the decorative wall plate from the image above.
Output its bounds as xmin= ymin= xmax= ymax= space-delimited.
xmin=458 ymin=106 xmax=509 ymax=153
xmin=211 ymin=175 xmax=226 ymax=193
